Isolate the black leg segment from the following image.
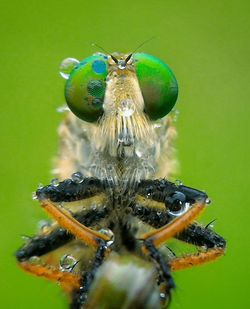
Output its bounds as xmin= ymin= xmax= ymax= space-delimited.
xmin=176 ymin=223 xmax=226 ymax=249
xmin=36 ymin=178 xmax=104 ymax=202
xmin=137 ymin=179 xmax=208 ymax=206
xmin=16 ymin=208 xmax=110 ymax=262
xmin=70 ymin=242 xmax=107 ymax=309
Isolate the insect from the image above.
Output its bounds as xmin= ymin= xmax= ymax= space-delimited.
xmin=16 ymin=51 xmax=226 ymax=308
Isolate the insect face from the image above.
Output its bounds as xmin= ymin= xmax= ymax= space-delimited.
xmin=62 ymin=53 xmax=178 ymax=158
xmin=63 ymin=53 xmax=178 ymax=122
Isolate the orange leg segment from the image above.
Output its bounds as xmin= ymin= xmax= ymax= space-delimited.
xmin=18 ymin=262 xmax=80 ymax=293
xmin=170 ymin=248 xmax=225 ymax=271
xmin=40 ymin=199 xmax=110 ymax=249
xmin=140 ymin=202 xmax=205 ymax=248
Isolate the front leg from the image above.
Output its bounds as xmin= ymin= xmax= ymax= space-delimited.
xmin=36 ymin=177 xmax=111 ymax=248
xmin=143 ymin=240 xmax=175 ymax=307
xmin=135 ymin=179 xmax=226 ymax=270
xmin=170 ymin=223 xmax=226 ymax=271
xmin=137 ymin=202 xmax=206 ymax=305
xmin=137 ymin=179 xmax=208 ymax=207
xmin=16 ymin=177 xmax=111 ymax=292
xmin=70 ymin=242 xmax=107 ymax=309
xmin=132 ymin=179 xmax=208 ymax=230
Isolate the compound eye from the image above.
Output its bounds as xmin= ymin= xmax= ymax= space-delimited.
xmin=133 ymin=53 xmax=178 ymax=120
xmin=165 ymin=191 xmax=189 ymax=216
xmin=61 ymin=54 xmax=108 ymax=122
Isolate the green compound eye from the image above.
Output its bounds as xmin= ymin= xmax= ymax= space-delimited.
xmin=133 ymin=53 xmax=178 ymax=120
xmin=64 ymin=54 xmax=108 ymax=122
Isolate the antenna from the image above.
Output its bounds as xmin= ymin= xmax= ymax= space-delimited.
xmin=91 ymin=43 xmax=118 ymax=64
xmin=125 ymin=36 xmax=156 ymax=64
xmin=131 ymin=36 xmax=156 ymax=54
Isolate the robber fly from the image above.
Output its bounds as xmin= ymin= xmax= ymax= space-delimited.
xmin=16 ymin=51 xmax=226 ymax=308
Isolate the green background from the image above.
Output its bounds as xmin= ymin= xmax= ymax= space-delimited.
xmin=0 ymin=0 xmax=249 ymax=308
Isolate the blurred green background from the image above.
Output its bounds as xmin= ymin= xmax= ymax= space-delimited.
xmin=0 ymin=0 xmax=249 ymax=308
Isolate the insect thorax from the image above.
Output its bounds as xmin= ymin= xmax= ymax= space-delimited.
xmin=56 ymin=112 xmax=176 ymax=184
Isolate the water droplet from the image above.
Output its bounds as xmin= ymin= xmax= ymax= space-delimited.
xmin=32 ymin=192 xmax=38 ymax=200
xmin=118 ymin=131 xmax=133 ymax=146
xmin=21 ymin=235 xmax=31 ymax=243
xmin=60 ymin=254 xmax=78 ymax=272
xmin=57 ymin=105 xmax=70 ymax=113
xmin=37 ymin=220 xmax=51 ymax=233
xmin=173 ymin=109 xmax=180 ymax=122
xmin=205 ymin=198 xmax=211 ymax=205
xmin=59 ymin=58 xmax=79 ymax=79
xmin=175 ymin=179 xmax=183 ymax=186
xmin=118 ymin=99 xmax=135 ymax=117
xmin=37 ymin=183 xmax=43 ymax=189
xmin=168 ymin=202 xmax=190 ymax=217
xmin=135 ymin=149 xmax=142 ymax=158
xmin=153 ymin=123 xmax=162 ymax=130
xmin=98 ymin=228 xmax=114 ymax=239
xmin=160 ymin=293 xmax=166 ymax=300
xmin=71 ymin=172 xmax=84 ymax=184
xmin=118 ymin=60 xmax=126 ymax=70
xmin=58 ymin=202 xmax=65 ymax=208
xmin=200 ymin=245 xmax=208 ymax=252
xmin=135 ymin=143 xmax=145 ymax=158
xmin=29 ymin=256 xmax=41 ymax=265
xmin=50 ymin=178 xmax=59 ymax=186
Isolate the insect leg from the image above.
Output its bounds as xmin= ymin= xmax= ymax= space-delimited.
xmin=39 ymin=199 xmax=110 ymax=248
xmin=16 ymin=177 xmax=111 ymax=290
xmin=36 ymin=177 xmax=104 ymax=203
xmin=169 ymin=223 xmax=226 ymax=271
xmin=16 ymin=206 xmax=110 ymax=290
xmin=133 ymin=199 xmax=225 ymax=271
xmin=16 ymin=205 xmax=109 ymax=261
xmin=130 ymin=196 xmax=170 ymax=228
xmin=139 ymin=201 xmax=205 ymax=248
xmin=138 ymin=200 xmax=206 ymax=306
xmin=143 ymin=239 xmax=175 ymax=306
xmin=19 ymin=261 xmax=81 ymax=293
xmin=36 ymin=178 xmax=110 ymax=248
xmin=137 ymin=179 xmax=208 ymax=206
xmin=36 ymin=179 xmax=111 ymax=300
xmin=70 ymin=242 xmax=107 ymax=309
xmin=135 ymin=179 xmax=226 ymax=270
xmin=16 ymin=228 xmax=73 ymax=262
